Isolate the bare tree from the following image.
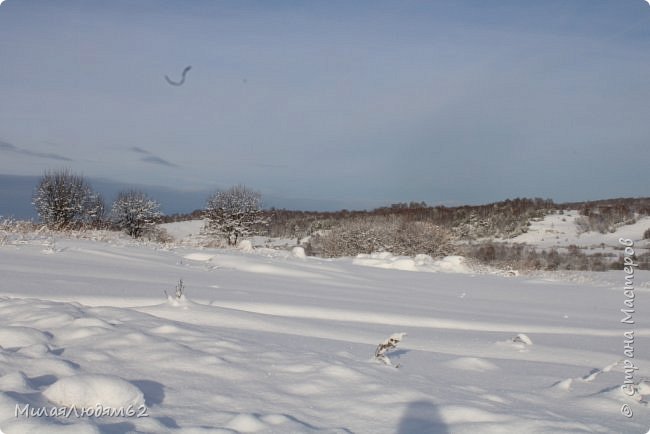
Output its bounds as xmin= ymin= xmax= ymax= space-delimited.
xmin=33 ymin=169 xmax=103 ymax=229
xmin=111 ymin=190 xmax=161 ymax=238
xmin=204 ymin=185 xmax=266 ymax=245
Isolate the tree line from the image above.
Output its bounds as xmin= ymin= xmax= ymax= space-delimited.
xmin=32 ymin=169 xmax=265 ymax=244
xmin=29 ymin=169 xmax=650 ymax=270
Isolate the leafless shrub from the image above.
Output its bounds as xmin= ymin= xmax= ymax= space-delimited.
xmin=143 ymin=226 xmax=173 ymax=243
xmin=375 ymin=332 xmax=407 ymax=367
xmin=575 ymin=204 xmax=636 ymax=234
xmin=204 ymin=185 xmax=267 ymax=246
xmin=165 ymin=279 xmax=185 ymax=299
xmin=111 ymin=190 xmax=161 ymax=238
xmin=460 ymin=242 xmax=638 ymax=271
xmin=33 ymin=169 xmax=104 ymax=230
xmin=459 ymin=242 xmax=537 ymax=271
xmin=0 ymin=218 xmax=48 ymax=244
xmin=575 ymin=216 xmax=592 ymax=234
xmin=310 ymin=215 xmax=453 ymax=258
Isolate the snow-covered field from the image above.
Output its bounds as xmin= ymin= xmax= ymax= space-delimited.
xmin=504 ymin=210 xmax=650 ymax=254
xmin=1 ymin=223 xmax=649 ymax=433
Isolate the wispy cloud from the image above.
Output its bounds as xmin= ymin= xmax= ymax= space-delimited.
xmin=129 ymin=146 xmax=179 ymax=168
xmin=130 ymin=146 xmax=150 ymax=155
xmin=0 ymin=139 xmax=73 ymax=161
xmin=141 ymin=155 xmax=178 ymax=168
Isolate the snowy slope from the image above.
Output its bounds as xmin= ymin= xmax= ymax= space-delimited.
xmin=504 ymin=211 xmax=650 ymax=252
xmin=1 ymin=232 xmax=649 ymax=433
xmin=159 ymin=219 xmax=207 ymax=242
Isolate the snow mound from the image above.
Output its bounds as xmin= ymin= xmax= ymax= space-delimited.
xmin=166 ymin=294 xmax=190 ymax=308
xmin=353 ymin=253 xmax=473 ymax=273
xmin=291 ymin=246 xmax=306 ymax=259
xmin=431 ymin=255 xmax=473 ymax=273
xmin=183 ymin=253 xmax=215 ymax=262
xmin=226 ymin=413 xmax=268 ymax=432
xmin=0 ymin=326 xmax=51 ymax=349
xmin=261 ymin=413 xmax=290 ymax=425
xmin=0 ymin=371 xmax=31 ymax=392
xmin=552 ymin=378 xmax=573 ymax=391
xmin=512 ymin=333 xmax=533 ymax=345
xmin=16 ymin=343 xmax=52 ymax=357
xmin=43 ymin=374 xmax=144 ymax=408
xmin=239 ymin=240 xmax=254 ymax=252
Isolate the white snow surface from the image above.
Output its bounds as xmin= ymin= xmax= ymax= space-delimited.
xmin=353 ymin=253 xmax=473 ymax=273
xmin=43 ymin=374 xmax=145 ymax=409
xmin=159 ymin=219 xmax=207 ymax=243
xmin=503 ymin=210 xmax=650 ymax=253
xmin=0 ymin=226 xmax=649 ymax=433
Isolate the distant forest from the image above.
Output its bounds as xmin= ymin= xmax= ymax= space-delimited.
xmin=162 ymin=196 xmax=650 ymax=240
xmin=11 ymin=177 xmax=650 ymax=272
xmin=157 ymin=197 xmax=650 ymax=271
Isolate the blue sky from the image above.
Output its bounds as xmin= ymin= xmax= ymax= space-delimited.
xmin=0 ymin=0 xmax=649 ymax=211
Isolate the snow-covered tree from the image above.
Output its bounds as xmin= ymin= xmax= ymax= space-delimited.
xmin=33 ymin=169 xmax=104 ymax=230
xmin=204 ymin=185 xmax=266 ymax=245
xmin=111 ymin=190 xmax=161 ymax=238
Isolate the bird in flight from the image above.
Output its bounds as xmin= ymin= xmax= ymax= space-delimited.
xmin=165 ymin=65 xmax=192 ymax=86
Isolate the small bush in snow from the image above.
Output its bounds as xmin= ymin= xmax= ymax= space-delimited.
xmin=204 ymin=185 xmax=267 ymax=246
xmin=375 ymin=332 xmax=406 ymax=367
xmin=644 ymin=228 xmax=650 ymax=240
xmin=575 ymin=205 xmax=636 ymax=234
xmin=165 ymin=279 xmax=186 ymax=302
xmin=33 ymin=169 xmax=104 ymax=230
xmin=111 ymin=190 xmax=161 ymax=238
xmin=144 ymin=226 xmax=174 ymax=243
